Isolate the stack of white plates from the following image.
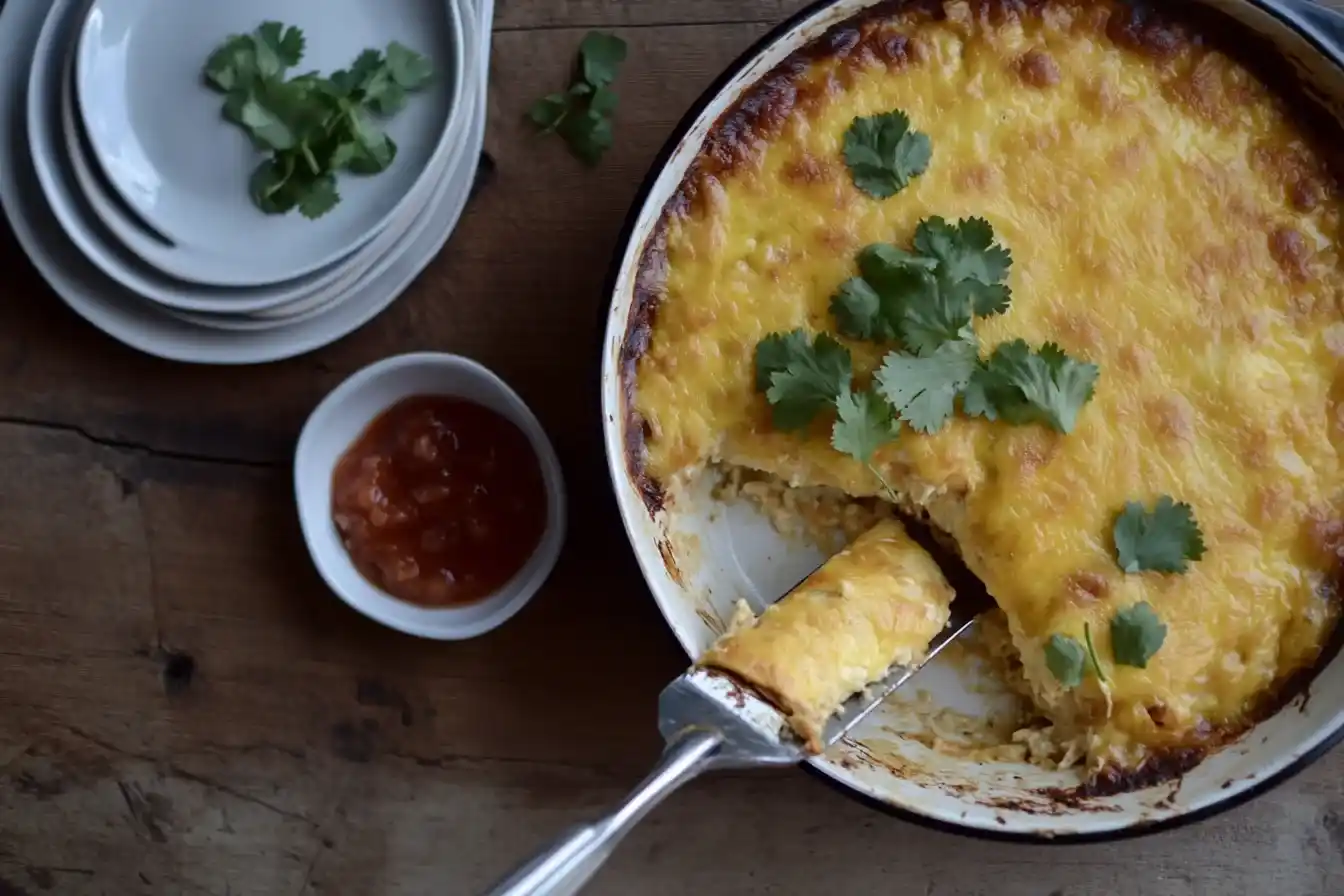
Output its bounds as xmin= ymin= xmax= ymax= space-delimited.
xmin=0 ymin=0 xmax=492 ymax=364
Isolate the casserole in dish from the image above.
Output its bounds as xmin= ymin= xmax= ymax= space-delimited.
xmin=602 ymin=0 xmax=1344 ymax=838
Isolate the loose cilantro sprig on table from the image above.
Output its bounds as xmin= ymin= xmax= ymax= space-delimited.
xmin=203 ymin=22 xmax=433 ymax=219
xmin=528 ymin=31 xmax=628 ymax=166
xmin=1113 ymin=496 xmax=1206 ymax=574
xmin=842 ymin=110 xmax=932 ymax=198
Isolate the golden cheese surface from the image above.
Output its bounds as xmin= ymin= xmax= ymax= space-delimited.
xmin=701 ymin=518 xmax=955 ymax=751
xmin=630 ymin=0 xmax=1344 ymax=773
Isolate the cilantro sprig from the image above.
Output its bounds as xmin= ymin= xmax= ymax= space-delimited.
xmin=753 ymin=331 xmax=853 ymax=431
xmin=528 ymin=31 xmax=628 ymax=166
xmin=203 ymin=23 xmax=433 ymax=219
xmin=842 ymin=110 xmax=932 ymax=199
xmin=1045 ymin=623 xmax=1108 ymax=689
xmin=962 ymin=340 xmax=1100 ymax=435
xmin=755 ymin=214 xmax=1099 ymax=483
xmin=1113 ymin=496 xmax=1206 ymax=574
xmin=1041 ymin=494 xmax=1197 ymax=689
xmin=1045 ymin=602 xmax=1171 ymax=689
xmin=829 ymin=217 xmax=1010 ymax=350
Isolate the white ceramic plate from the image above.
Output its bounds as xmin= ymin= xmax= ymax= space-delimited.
xmin=27 ymin=0 xmax=424 ymax=318
xmin=52 ymin=34 xmax=387 ymax=316
xmin=74 ymin=0 xmax=465 ymax=287
xmin=0 ymin=0 xmax=487 ymax=363
xmin=294 ymin=353 xmax=568 ymax=640
xmin=44 ymin=3 xmax=477 ymax=320
xmin=598 ymin=0 xmax=1344 ymax=840
xmin=166 ymin=84 xmax=479 ymax=333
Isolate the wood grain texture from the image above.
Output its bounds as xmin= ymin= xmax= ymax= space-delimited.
xmin=1 ymin=2 xmax=1344 ymax=894
xmin=493 ymin=0 xmax=812 ymax=30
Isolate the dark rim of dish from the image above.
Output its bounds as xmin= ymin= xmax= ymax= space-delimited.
xmin=598 ymin=0 xmax=1344 ymax=841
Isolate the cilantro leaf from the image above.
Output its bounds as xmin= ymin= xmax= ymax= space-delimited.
xmin=235 ymin=101 xmax=296 ymax=152
xmin=298 ymin=173 xmax=340 ymax=219
xmin=249 ymin=155 xmax=309 ymax=215
xmin=204 ymin=23 xmax=305 ymax=93
xmin=367 ymin=82 xmax=408 ymax=117
xmin=898 ymin=272 xmax=974 ymax=355
xmin=842 ymin=110 xmax=932 ymax=199
xmin=830 ymin=277 xmax=889 ymax=341
xmin=755 ymin=331 xmax=853 ymax=431
xmin=964 ymin=281 xmax=1012 ymax=317
xmin=858 ymin=242 xmax=939 ymax=288
xmin=345 ymin=109 xmax=397 ymax=173
xmin=1046 ymin=624 xmax=1107 ymax=689
xmin=962 ymin=340 xmax=1099 ymax=433
xmin=204 ymin=36 xmax=260 ymax=93
xmin=1110 ymin=602 xmax=1168 ymax=668
xmin=334 ymin=49 xmax=385 ymax=97
xmin=256 ymin=21 xmax=305 ymax=69
xmin=875 ymin=339 xmax=979 ymax=434
xmin=913 ymin=217 xmax=1013 ymax=289
xmin=1112 ymin=497 xmax=1206 ymax=574
xmin=832 ymin=387 xmax=900 ymax=463
xmin=589 ymin=86 xmax=619 ymax=117
xmin=385 ymin=42 xmax=433 ymax=89
xmin=828 ymin=217 xmax=1011 ymax=352
xmin=765 ymin=336 xmax=853 ymax=431
xmin=754 ymin=329 xmax=811 ymax=392
xmin=559 ymin=109 xmax=614 ymax=167
xmin=528 ymin=93 xmax=571 ymax=132
xmin=578 ymin=31 xmax=628 ymax=88
xmin=1045 ymin=634 xmax=1086 ymax=688
xmin=830 ymin=245 xmax=940 ymax=342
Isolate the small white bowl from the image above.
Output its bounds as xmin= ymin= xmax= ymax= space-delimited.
xmin=294 ymin=353 xmax=567 ymax=639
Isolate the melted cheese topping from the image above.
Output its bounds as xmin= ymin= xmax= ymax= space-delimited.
xmin=701 ymin=519 xmax=955 ymax=751
xmin=633 ymin=0 xmax=1344 ymax=772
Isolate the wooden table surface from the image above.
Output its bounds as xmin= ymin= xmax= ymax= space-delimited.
xmin=3 ymin=1 xmax=1344 ymax=894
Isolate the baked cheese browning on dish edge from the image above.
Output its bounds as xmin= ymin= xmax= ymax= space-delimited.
xmin=626 ymin=0 xmax=1344 ymax=785
xmin=700 ymin=518 xmax=955 ymax=751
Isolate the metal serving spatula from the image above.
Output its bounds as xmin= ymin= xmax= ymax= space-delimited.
xmin=483 ymin=595 xmax=987 ymax=896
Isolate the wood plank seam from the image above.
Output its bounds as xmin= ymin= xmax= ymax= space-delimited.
xmin=0 ymin=414 xmax=280 ymax=469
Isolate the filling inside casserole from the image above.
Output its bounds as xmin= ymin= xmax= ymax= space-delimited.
xmin=625 ymin=0 xmax=1344 ymax=789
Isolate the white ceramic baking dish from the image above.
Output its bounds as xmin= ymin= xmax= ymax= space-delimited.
xmin=599 ymin=0 xmax=1344 ymax=840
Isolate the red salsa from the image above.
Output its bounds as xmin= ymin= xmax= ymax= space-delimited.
xmin=331 ymin=395 xmax=548 ymax=607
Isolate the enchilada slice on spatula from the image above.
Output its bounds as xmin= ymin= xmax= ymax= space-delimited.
xmin=485 ymin=517 xmax=983 ymax=896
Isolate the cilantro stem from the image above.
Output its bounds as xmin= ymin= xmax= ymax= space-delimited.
xmin=867 ymin=464 xmax=900 ymax=505
xmin=1083 ymin=622 xmax=1109 ymax=685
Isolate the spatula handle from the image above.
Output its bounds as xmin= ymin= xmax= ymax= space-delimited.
xmin=483 ymin=729 xmax=723 ymax=896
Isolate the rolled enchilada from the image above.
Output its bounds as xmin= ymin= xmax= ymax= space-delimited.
xmin=700 ymin=518 xmax=954 ymax=752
